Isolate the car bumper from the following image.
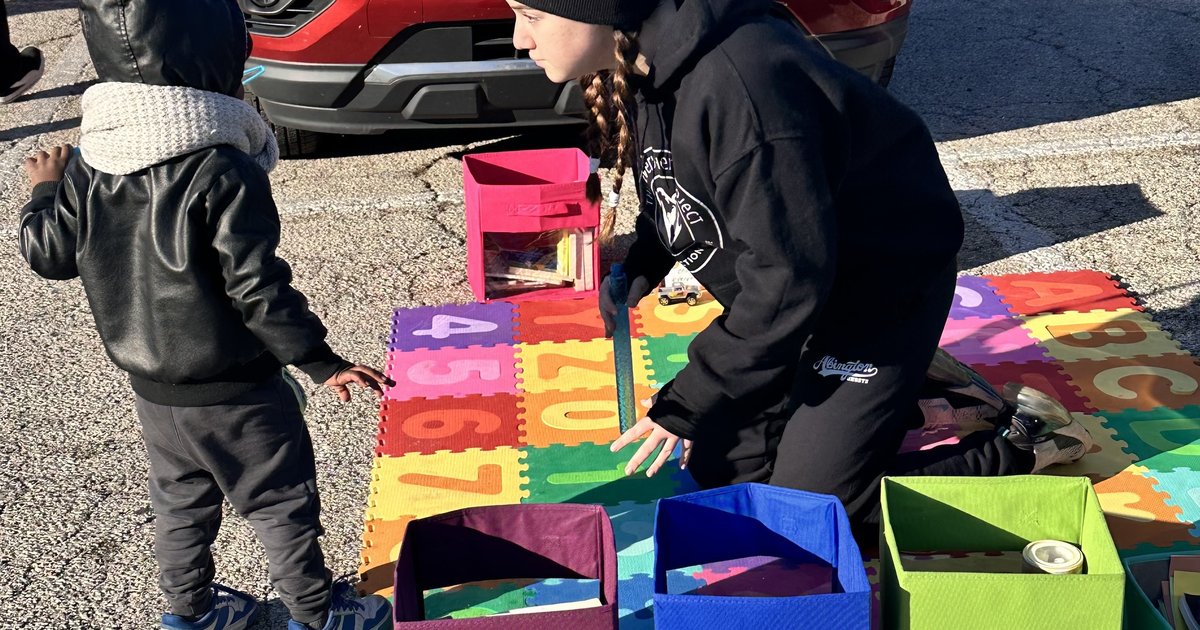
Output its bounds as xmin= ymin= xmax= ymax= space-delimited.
xmin=247 ymin=57 xmax=585 ymax=134
xmin=814 ymin=14 xmax=909 ymax=83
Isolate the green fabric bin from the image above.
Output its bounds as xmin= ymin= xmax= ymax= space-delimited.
xmin=881 ymin=476 xmax=1124 ymax=629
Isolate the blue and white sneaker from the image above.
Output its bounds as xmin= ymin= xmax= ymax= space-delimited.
xmin=161 ymin=584 xmax=259 ymax=630
xmin=288 ymin=582 xmax=392 ymax=630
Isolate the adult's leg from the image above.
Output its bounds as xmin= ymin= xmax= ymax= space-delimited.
xmin=1 ymin=2 xmax=21 ymax=67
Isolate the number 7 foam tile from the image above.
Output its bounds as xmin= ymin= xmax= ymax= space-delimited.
xmin=938 ymin=316 xmax=1049 ymax=365
xmin=385 ymin=345 xmax=519 ymax=401
xmin=949 ymin=275 xmax=1012 ymax=319
xmin=390 ymin=302 xmax=517 ymax=351
xmin=366 ymin=448 xmax=528 ymax=522
xmin=378 ymin=394 xmax=522 ymax=456
xmin=1019 ymin=309 xmax=1185 ymax=362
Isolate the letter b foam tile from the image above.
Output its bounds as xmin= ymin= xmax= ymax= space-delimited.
xmin=1020 ymin=309 xmax=1185 ymax=362
xmin=385 ymin=345 xmax=519 ymax=401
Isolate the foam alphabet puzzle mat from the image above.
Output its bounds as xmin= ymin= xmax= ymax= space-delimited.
xmin=360 ymin=271 xmax=1200 ymax=626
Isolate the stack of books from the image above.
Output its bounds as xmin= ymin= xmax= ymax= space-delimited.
xmin=1159 ymin=555 xmax=1200 ymax=629
xmin=483 ymin=228 xmax=594 ymax=298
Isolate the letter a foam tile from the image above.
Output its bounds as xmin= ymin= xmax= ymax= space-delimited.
xmin=1020 ymin=309 xmax=1185 ymax=362
xmin=390 ymin=302 xmax=517 ymax=351
xmin=985 ymin=270 xmax=1141 ymax=315
xmin=377 ymin=394 xmax=523 ymax=456
xmin=366 ymin=448 xmax=528 ymax=522
xmin=385 ymin=345 xmax=519 ymax=401
xmin=1058 ymin=355 xmax=1200 ymax=413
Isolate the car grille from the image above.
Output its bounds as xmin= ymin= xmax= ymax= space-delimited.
xmin=240 ymin=0 xmax=336 ymax=38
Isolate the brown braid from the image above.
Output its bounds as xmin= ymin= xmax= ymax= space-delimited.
xmin=580 ymin=30 xmax=641 ymax=243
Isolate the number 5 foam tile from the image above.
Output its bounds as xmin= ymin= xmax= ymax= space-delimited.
xmin=1044 ymin=413 xmax=1137 ymax=482
xmin=1058 ymin=354 xmax=1200 ymax=413
xmin=634 ymin=292 xmax=724 ymax=337
xmin=938 ymin=316 xmax=1050 ymax=365
xmin=366 ymin=448 xmax=528 ymax=522
xmin=390 ymin=302 xmax=517 ymax=352
xmin=973 ymin=361 xmax=1093 ymax=413
xmin=359 ymin=516 xmax=415 ymax=598
xmin=1145 ymin=468 xmax=1200 ymax=537
xmin=949 ymin=275 xmax=1013 ymax=319
xmin=1093 ymin=406 xmax=1200 ymax=473
xmin=516 ymin=339 xmax=653 ymax=394
xmin=518 ymin=385 xmax=657 ymax=448
xmin=521 ymin=442 xmax=691 ymax=505
xmin=384 ymin=345 xmax=519 ymax=401
xmin=985 ymin=270 xmax=1141 ymax=315
xmin=1019 ymin=309 xmax=1185 ymax=362
xmin=516 ymin=297 xmax=641 ymax=343
xmin=1094 ymin=468 xmax=1196 ymax=551
xmin=377 ymin=394 xmax=522 ymax=456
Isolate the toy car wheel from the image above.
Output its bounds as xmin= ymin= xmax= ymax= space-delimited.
xmin=658 ymin=296 xmax=670 ymax=306
xmin=686 ymin=295 xmax=698 ymax=306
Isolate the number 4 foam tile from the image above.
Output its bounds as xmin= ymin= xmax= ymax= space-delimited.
xmin=1058 ymin=355 xmax=1200 ymax=413
xmin=390 ymin=302 xmax=517 ymax=352
xmin=518 ymin=385 xmax=657 ymax=448
xmin=950 ymin=275 xmax=1013 ymax=319
xmin=985 ymin=270 xmax=1141 ymax=316
xmin=516 ymin=339 xmax=653 ymax=394
xmin=1019 ymin=309 xmax=1185 ymax=363
xmin=1094 ymin=468 xmax=1196 ymax=551
xmin=366 ymin=448 xmax=528 ymax=522
xmin=1094 ymin=406 xmax=1200 ymax=473
xmin=378 ymin=394 xmax=523 ymax=456
xmin=938 ymin=316 xmax=1049 ymax=365
xmin=385 ymin=345 xmax=519 ymax=402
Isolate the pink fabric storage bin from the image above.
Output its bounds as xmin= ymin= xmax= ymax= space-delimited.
xmin=463 ymin=148 xmax=600 ymax=303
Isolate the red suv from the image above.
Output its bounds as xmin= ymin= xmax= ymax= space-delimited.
xmin=240 ymin=0 xmax=911 ymax=156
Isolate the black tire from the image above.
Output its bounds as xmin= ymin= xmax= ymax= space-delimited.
xmin=878 ymin=56 xmax=897 ymax=88
xmin=686 ymin=295 xmax=698 ymax=306
xmin=245 ymin=91 xmax=322 ymax=159
xmin=658 ymin=296 xmax=670 ymax=306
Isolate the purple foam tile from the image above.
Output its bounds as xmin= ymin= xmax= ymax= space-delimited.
xmin=950 ymin=276 xmax=1012 ymax=319
xmin=390 ymin=302 xmax=517 ymax=351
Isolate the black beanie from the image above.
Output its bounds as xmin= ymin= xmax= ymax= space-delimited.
xmin=518 ymin=0 xmax=657 ymax=29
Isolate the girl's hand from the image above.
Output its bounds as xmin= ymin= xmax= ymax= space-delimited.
xmin=324 ymin=364 xmax=393 ymax=402
xmin=24 ymin=144 xmax=73 ymax=187
xmin=610 ymin=396 xmax=693 ymax=477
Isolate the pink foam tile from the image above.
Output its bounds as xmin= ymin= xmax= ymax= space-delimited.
xmin=384 ymin=346 xmax=519 ymax=401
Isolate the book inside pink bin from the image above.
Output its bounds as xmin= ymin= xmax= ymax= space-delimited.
xmin=463 ymin=149 xmax=601 ymax=303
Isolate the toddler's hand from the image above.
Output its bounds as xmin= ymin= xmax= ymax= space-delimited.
xmin=24 ymin=144 xmax=73 ymax=187
xmin=324 ymin=364 xmax=393 ymax=402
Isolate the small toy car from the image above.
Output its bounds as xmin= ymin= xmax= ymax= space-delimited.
xmin=658 ymin=285 xmax=701 ymax=306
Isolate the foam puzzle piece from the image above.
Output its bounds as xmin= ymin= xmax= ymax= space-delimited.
xmin=516 ymin=297 xmax=642 ymax=343
xmin=683 ymin=557 xmax=834 ymax=597
xmin=1144 ymin=468 xmax=1200 ymax=537
xmin=516 ymin=340 xmax=653 ymax=394
xmin=367 ymin=448 xmax=528 ymax=522
xmin=618 ymin=573 xmax=655 ymax=630
xmin=522 ymin=443 xmax=693 ymax=504
xmin=642 ymin=334 xmax=695 ymax=387
xmin=949 ymin=275 xmax=1012 ymax=319
xmin=385 ymin=345 xmax=520 ymax=401
xmin=864 ymin=559 xmax=881 ymax=630
xmin=606 ymin=502 xmax=657 ymax=580
xmin=938 ymin=316 xmax=1049 ymax=365
xmin=360 ymin=516 xmax=415 ymax=597
xmin=523 ymin=578 xmax=601 ymax=610
xmin=1020 ymin=309 xmax=1185 ymax=362
xmin=1094 ymin=468 xmax=1195 ymax=551
xmin=985 ymin=270 xmax=1142 ymax=315
xmin=1046 ymin=413 xmax=1137 ymax=482
xmin=390 ymin=302 xmax=517 ymax=352
xmin=1094 ymin=406 xmax=1200 ymax=473
xmin=378 ymin=394 xmax=522 ymax=456
xmin=973 ymin=361 xmax=1093 ymax=413
xmin=1058 ymin=354 xmax=1200 ymax=412
xmin=519 ymin=385 xmax=657 ymax=448
xmin=898 ymin=424 xmax=963 ymax=454
xmin=422 ymin=582 xmax=536 ymax=620
xmin=634 ymin=293 xmax=724 ymax=338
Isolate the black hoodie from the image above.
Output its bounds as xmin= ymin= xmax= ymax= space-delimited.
xmin=18 ymin=0 xmax=348 ymax=406
xmin=624 ymin=0 xmax=964 ymax=439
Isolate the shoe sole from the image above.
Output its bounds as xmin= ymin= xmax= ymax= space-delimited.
xmin=2 ymin=58 xmax=45 ymax=104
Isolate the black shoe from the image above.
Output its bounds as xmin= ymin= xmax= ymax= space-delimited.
xmin=2 ymin=47 xmax=44 ymax=104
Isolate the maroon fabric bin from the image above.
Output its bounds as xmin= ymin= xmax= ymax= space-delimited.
xmin=393 ymin=503 xmax=618 ymax=629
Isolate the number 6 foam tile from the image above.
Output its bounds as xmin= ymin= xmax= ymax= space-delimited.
xmin=1058 ymin=354 xmax=1200 ymax=413
xmin=384 ymin=345 xmax=519 ymax=401
xmin=938 ymin=316 xmax=1049 ymax=366
xmin=378 ymin=394 xmax=522 ymax=456
xmin=390 ymin=302 xmax=517 ymax=352
xmin=366 ymin=448 xmax=528 ymax=522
